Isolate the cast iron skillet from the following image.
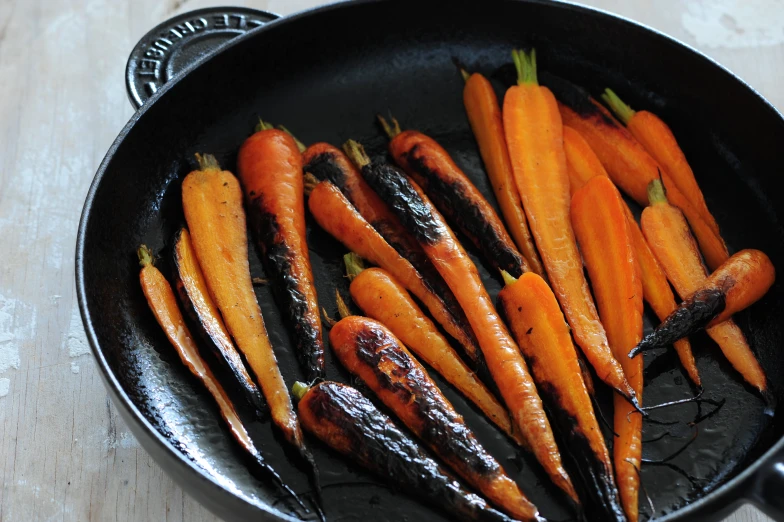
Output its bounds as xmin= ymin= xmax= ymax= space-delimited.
xmin=76 ymin=1 xmax=784 ymax=520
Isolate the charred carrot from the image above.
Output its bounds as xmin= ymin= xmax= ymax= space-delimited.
xmin=181 ymin=154 xmax=319 ymax=492
xmin=461 ymin=70 xmax=545 ymax=277
xmin=294 ymin=381 xmax=522 ymax=522
xmin=502 ymin=49 xmax=637 ymax=406
xmin=639 ymin=180 xmax=768 ymax=396
xmin=344 ymin=254 xmax=521 ymax=444
xmin=359 ymin=151 xmax=579 ymax=505
xmin=381 ymin=116 xmax=531 ymax=278
xmin=563 ymin=125 xmax=700 ymax=385
xmin=307 ymin=179 xmax=481 ymax=365
xmin=302 ymin=142 xmax=474 ymax=358
xmin=331 ymin=316 xmax=541 ymax=521
xmin=571 ymin=175 xmax=644 ymax=522
xmin=499 ymin=270 xmax=624 ymax=520
xmin=237 ymin=123 xmax=324 ymax=381
xmin=545 ymin=74 xmax=729 ymax=270
xmin=633 ymin=248 xmax=775 ymax=352
xmin=602 ymin=88 xmax=720 ymax=236
xmin=172 ymin=228 xmax=267 ymax=416
xmin=137 ymin=245 xmax=301 ymax=507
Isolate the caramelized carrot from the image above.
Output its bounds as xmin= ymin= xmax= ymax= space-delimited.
xmin=359 ymin=151 xmax=579 ymax=505
xmin=546 ymin=75 xmax=729 ymax=270
xmin=181 ymin=154 xmax=318 ymax=484
xmin=499 ymin=271 xmax=624 ymax=520
xmin=563 ymin=126 xmax=700 ymax=385
xmin=331 ymin=317 xmax=541 ymax=521
xmin=172 ymin=228 xmax=267 ymax=416
xmin=639 ymin=180 xmax=768 ymax=396
xmin=602 ymin=88 xmax=720 ymax=236
xmin=571 ymin=176 xmax=644 ymax=522
xmin=307 ymin=179 xmax=481 ymax=365
xmin=137 ymin=246 xmax=300 ymax=505
xmin=344 ymin=254 xmax=521 ymax=444
xmin=382 ymin=118 xmax=531 ymax=278
xmin=462 ymin=70 xmax=545 ymax=277
xmin=502 ymin=49 xmax=637 ymax=407
xmin=237 ymin=124 xmax=324 ymax=381
xmin=302 ymin=142 xmax=475 ymax=359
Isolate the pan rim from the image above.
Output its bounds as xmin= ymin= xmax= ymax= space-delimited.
xmin=75 ymin=0 xmax=784 ymax=520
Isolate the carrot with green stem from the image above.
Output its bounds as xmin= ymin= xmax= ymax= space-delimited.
xmin=571 ymin=175 xmax=644 ymax=522
xmin=380 ymin=115 xmax=531 ymax=278
xmin=563 ymin=125 xmax=701 ymax=386
xmin=601 ymin=88 xmax=720 ymax=236
xmin=356 ymin=144 xmax=579 ymax=506
xmin=343 ymin=253 xmax=522 ymax=445
xmin=502 ymin=49 xmax=638 ymax=408
xmin=638 ymin=180 xmax=769 ymax=400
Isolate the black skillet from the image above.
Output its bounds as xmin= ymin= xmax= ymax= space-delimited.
xmin=76 ymin=1 xmax=784 ymax=520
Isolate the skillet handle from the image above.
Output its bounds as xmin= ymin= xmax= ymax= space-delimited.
xmin=125 ymin=7 xmax=280 ymax=109
xmin=747 ymin=443 xmax=784 ymax=520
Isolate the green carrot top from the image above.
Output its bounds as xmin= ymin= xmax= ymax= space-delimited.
xmin=512 ymin=49 xmax=538 ymax=86
xmin=601 ymin=88 xmax=636 ymax=125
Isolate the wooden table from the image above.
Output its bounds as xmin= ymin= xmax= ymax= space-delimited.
xmin=0 ymin=0 xmax=780 ymax=520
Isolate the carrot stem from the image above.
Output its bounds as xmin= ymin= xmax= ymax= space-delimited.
xmin=255 ymin=118 xmax=274 ymax=132
xmin=292 ymin=381 xmax=309 ymax=402
xmin=137 ymin=245 xmax=154 ymax=267
xmin=460 ymin=68 xmax=471 ymax=82
xmin=500 ymin=269 xmax=517 ymax=286
xmin=344 ymin=252 xmax=366 ymax=281
xmin=648 ymin=179 xmax=668 ymax=205
xmin=195 ymin=153 xmax=220 ymax=171
xmin=513 ymin=49 xmax=538 ymax=86
xmin=277 ymin=125 xmax=307 ymax=153
xmin=342 ymin=139 xmax=371 ymax=168
xmin=377 ymin=114 xmax=402 ymax=139
xmin=336 ymin=290 xmax=352 ymax=319
xmin=601 ymin=89 xmax=636 ymax=125
xmin=303 ymin=173 xmax=319 ymax=197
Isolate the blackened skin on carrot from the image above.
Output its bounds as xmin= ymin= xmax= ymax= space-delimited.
xmin=630 ymin=289 xmax=726 ymax=357
xmin=540 ymin=73 xmax=615 ymax=124
xmin=295 ymin=381 xmax=520 ymax=522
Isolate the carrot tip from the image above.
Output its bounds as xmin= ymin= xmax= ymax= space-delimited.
xmin=342 ymin=139 xmax=371 ymax=168
xmin=512 ymin=48 xmax=537 ymax=85
xmin=255 ymin=118 xmax=275 ymax=133
xmin=377 ymin=113 xmax=402 ymax=139
xmin=194 ymin=153 xmax=220 ymax=171
xmin=276 ymin=124 xmax=307 ymax=153
xmin=292 ymin=381 xmax=310 ymax=402
xmin=601 ymin=88 xmax=636 ymax=125
xmin=343 ymin=252 xmax=366 ymax=281
xmin=647 ymin=178 xmax=668 ymax=206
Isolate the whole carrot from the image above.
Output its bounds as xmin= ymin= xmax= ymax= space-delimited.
xmin=359 ymin=151 xmax=579 ymax=505
xmin=639 ymin=180 xmax=769 ymax=398
xmin=602 ymin=88 xmax=720 ymax=236
xmin=344 ymin=254 xmax=521 ymax=444
xmin=331 ymin=316 xmax=542 ymax=521
xmin=571 ymin=176 xmax=644 ymax=522
xmin=499 ymin=270 xmax=624 ymax=520
xmin=461 ymin=70 xmax=546 ymax=277
xmin=502 ymin=49 xmax=638 ymax=408
xmin=563 ymin=125 xmax=700 ymax=385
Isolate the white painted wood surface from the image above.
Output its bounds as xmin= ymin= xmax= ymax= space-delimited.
xmin=0 ymin=0 xmax=780 ymax=520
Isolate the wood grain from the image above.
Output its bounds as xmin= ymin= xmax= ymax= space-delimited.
xmin=0 ymin=0 xmax=777 ymax=520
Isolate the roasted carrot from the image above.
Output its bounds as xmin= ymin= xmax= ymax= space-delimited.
xmin=639 ymin=180 xmax=768 ymax=396
xmin=633 ymin=248 xmax=775 ymax=352
xmin=307 ymin=178 xmax=482 ymax=366
xmin=343 ymin=254 xmax=521 ymax=444
xmin=602 ymin=88 xmax=720 ymax=236
xmin=563 ymin=125 xmax=700 ymax=386
xmin=571 ymin=175 xmax=644 ymax=522
xmin=499 ymin=270 xmax=624 ymax=521
xmin=302 ymin=142 xmax=475 ymax=359
xmin=137 ymin=245 xmax=301 ymax=508
xmin=359 ymin=153 xmax=579 ymax=505
xmin=172 ymin=228 xmax=267 ymax=416
xmin=544 ymin=74 xmax=729 ymax=270
xmin=381 ymin=116 xmax=531 ymax=278
xmin=502 ymin=49 xmax=637 ymax=407
xmin=237 ymin=123 xmax=324 ymax=381
xmin=461 ymin=70 xmax=546 ymax=277
xmin=331 ymin=316 xmax=541 ymax=521
xmin=181 ymin=154 xmax=319 ymax=489
xmin=294 ymin=381 xmax=522 ymax=522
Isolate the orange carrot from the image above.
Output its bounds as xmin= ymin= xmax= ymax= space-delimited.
xmin=461 ymin=70 xmax=546 ymax=277
xmin=502 ymin=49 xmax=637 ymax=407
xmin=571 ymin=176 xmax=644 ymax=522
xmin=563 ymin=126 xmax=700 ymax=385
xmin=640 ymin=180 xmax=768 ymax=396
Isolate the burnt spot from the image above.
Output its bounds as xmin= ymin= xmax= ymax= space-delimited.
xmin=304 ymin=382 xmax=510 ymax=522
xmin=403 ymin=145 xmax=526 ymax=278
xmin=539 ymin=72 xmax=617 ymax=126
xmin=634 ymin=287 xmax=726 ymax=355
xmin=536 ymin=382 xmax=626 ymax=522
xmin=352 ymin=324 xmax=500 ymax=480
xmin=248 ymin=196 xmax=325 ymax=381
xmin=304 ymin=152 xmax=347 ymax=189
xmin=361 ymin=163 xmax=444 ymax=246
